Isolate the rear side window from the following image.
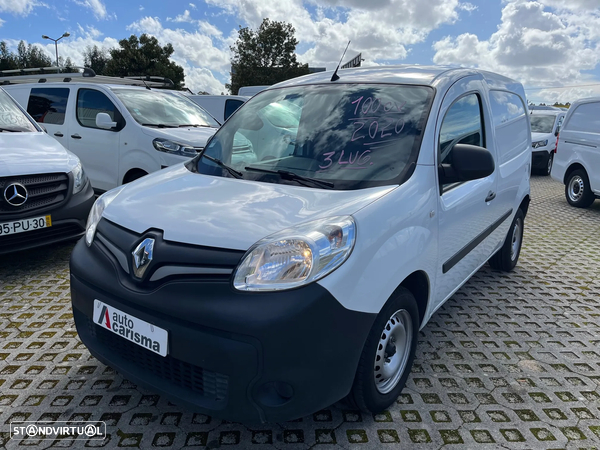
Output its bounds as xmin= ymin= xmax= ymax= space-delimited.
xmin=489 ymin=91 xmax=526 ymax=127
xmin=224 ymin=99 xmax=244 ymax=120
xmin=77 ymin=89 xmax=118 ymax=129
xmin=564 ymin=102 xmax=600 ymax=133
xmin=27 ymin=88 xmax=69 ymax=125
xmin=489 ymin=91 xmax=528 ymax=164
xmin=439 ymin=93 xmax=484 ymax=176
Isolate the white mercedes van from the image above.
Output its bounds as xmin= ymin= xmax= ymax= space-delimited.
xmin=0 ymin=87 xmax=95 ymax=254
xmin=4 ymin=83 xmax=229 ymax=193
xmin=551 ymin=97 xmax=600 ymax=208
xmin=70 ymin=66 xmax=531 ymax=423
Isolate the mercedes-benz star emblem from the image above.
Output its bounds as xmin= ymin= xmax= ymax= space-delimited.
xmin=3 ymin=183 xmax=28 ymax=207
xmin=132 ymin=238 xmax=155 ymax=278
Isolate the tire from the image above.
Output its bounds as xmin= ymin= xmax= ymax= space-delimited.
xmin=489 ymin=209 xmax=524 ymax=272
xmin=123 ymin=170 xmax=147 ymax=184
xmin=348 ymin=288 xmax=419 ymax=413
xmin=545 ymin=152 xmax=553 ymax=176
xmin=565 ymin=169 xmax=595 ymax=208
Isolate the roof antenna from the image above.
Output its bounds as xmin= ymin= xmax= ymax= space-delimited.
xmin=330 ymin=40 xmax=351 ymax=82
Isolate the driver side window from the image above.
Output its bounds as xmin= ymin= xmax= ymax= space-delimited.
xmin=439 ymin=94 xmax=484 ymax=192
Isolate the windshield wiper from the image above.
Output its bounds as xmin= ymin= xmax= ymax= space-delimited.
xmin=202 ymin=154 xmax=244 ymax=179
xmin=140 ymin=123 xmax=177 ymax=128
xmin=0 ymin=127 xmax=20 ymax=132
xmin=178 ymin=124 xmax=213 ymax=128
xmin=244 ymin=166 xmax=334 ymax=189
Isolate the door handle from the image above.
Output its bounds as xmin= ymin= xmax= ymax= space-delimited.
xmin=71 ymin=134 xmax=82 ymax=139
xmin=485 ymin=191 xmax=496 ymax=202
xmin=54 ymin=132 xmax=63 ymax=137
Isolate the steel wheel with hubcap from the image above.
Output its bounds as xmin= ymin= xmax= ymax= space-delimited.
xmin=349 ymin=288 xmax=419 ymax=413
xmin=565 ymin=169 xmax=595 ymax=208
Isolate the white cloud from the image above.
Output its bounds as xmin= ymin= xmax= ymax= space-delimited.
xmin=167 ymin=10 xmax=194 ymax=23
xmin=0 ymin=18 xmax=4 ymax=26
xmin=432 ymin=1 xmax=600 ymax=103
xmin=0 ymin=0 xmax=42 ymax=15
xmin=128 ymin=16 xmax=232 ymax=93
xmin=72 ymin=0 xmax=109 ymax=20
xmin=189 ymin=2 xmax=196 ymax=9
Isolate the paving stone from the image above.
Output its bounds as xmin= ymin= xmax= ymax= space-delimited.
xmin=1 ymin=176 xmax=599 ymax=448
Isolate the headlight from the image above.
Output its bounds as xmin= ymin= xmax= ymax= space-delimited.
xmin=532 ymin=140 xmax=548 ymax=149
xmin=71 ymin=162 xmax=88 ymax=194
xmin=233 ymin=216 xmax=356 ymax=291
xmin=85 ymin=186 xmax=125 ymax=246
xmin=153 ymin=138 xmax=199 ymax=156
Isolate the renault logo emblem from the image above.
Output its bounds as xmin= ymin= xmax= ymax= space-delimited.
xmin=4 ymin=183 xmax=28 ymax=207
xmin=132 ymin=238 xmax=155 ymax=278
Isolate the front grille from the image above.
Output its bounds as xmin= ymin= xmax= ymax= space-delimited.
xmin=0 ymin=223 xmax=83 ymax=253
xmin=0 ymin=173 xmax=69 ymax=214
xmin=87 ymin=317 xmax=229 ymax=403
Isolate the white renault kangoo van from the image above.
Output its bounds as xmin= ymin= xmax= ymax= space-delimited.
xmin=551 ymin=98 xmax=600 ymax=208
xmin=70 ymin=66 xmax=531 ymax=423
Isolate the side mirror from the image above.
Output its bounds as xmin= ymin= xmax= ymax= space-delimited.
xmin=554 ymin=129 xmax=560 ymax=137
xmin=96 ymin=112 xmax=117 ymax=130
xmin=438 ymin=144 xmax=495 ymax=185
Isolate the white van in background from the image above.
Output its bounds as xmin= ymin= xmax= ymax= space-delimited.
xmin=4 ymin=82 xmax=223 ymax=193
xmin=551 ymin=97 xmax=600 ymax=208
xmin=187 ymin=95 xmax=248 ymax=123
xmin=238 ymin=85 xmax=270 ymax=97
xmin=529 ymin=109 xmax=565 ymax=176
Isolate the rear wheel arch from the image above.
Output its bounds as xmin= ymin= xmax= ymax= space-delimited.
xmin=519 ymin=195 xmax=530 ymax=217
xmin=563 ymin=163 xmax=586 ymax=185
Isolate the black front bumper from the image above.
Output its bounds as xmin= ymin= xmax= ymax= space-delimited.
xmin=532 ymin=150 xmax=551 ymax=170
xmin=70 ymin=226 xmax=375 ymax=423
xmin=0 ymin=180 xmax=95 ymax=254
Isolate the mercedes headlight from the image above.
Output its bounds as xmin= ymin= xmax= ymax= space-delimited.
xmin=71 ymin=162 xmax=88 ymax=194
xmin=85 ymin=186 xmax=125 ymax=246
xmin=233 ymin=216 xmax=356 ymax=291
xmin=153 ymin=138 xmax=199 ymax=156
xmin=532 ymin=139 xmax=548 ymax=149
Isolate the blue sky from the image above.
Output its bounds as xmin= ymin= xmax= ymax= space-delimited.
xmin=1 ymin=0 xmax=599 ymax=103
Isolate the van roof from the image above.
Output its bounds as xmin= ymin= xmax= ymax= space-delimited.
xmin=270 ymin=65 xmax=523 ymax=94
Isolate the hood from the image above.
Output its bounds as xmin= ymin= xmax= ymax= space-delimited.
xmin=103 ymin=165 xmax=395 ymax=250
xmin=141 ymin=126 xmax=218 ymax=147
xmin=0 ymin=132 xmax=79 ymax=176
xmin=531 ymin=132 xmax=553 ymax=142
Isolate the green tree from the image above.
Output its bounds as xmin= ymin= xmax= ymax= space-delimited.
xmin=104 ymin=34 xmax=185 ymax=89
xmin=83 ymin=45 xmax=110 ymax=74
xmin=0 ymin=42 xmax=18 ymax=71
xmin=16 ymin=41 xmax=52 ymax=68
xmin=227 ymin=19 xmax=309 ymax=95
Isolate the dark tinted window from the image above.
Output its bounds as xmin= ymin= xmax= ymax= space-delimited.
xmin=224 ymin=99 xmax=244 ymax=120
xmin=77 ymin=89 xmax=118 ymax=129
xmin=27 ymin=88 xmax=69 ymax=125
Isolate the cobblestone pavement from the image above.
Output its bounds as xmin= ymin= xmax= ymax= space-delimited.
xmin=1 ymin=175 xmax=599 ymax=449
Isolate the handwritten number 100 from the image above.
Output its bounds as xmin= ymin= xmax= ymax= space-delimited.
xmin=351 ymin=96 xmax=403 ymax=116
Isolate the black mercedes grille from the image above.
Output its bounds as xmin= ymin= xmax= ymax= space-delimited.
xmin=0 ymin=173 xmax=69 ymax=214
xmin=0 ymin=223 xmax=83 ymax=253
xmin=88 ymin=318 xmax=229 ymax=403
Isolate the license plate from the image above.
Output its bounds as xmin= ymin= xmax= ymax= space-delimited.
xmin=93 ymin=300 xmax=168 ymax=357
xmin=0 ymin=215 xmax=51 ymax=236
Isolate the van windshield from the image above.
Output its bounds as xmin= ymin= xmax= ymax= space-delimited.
xmin=112 ymin=89 xmax=220 ymax=128
xmin=0 ymin=89 xmax=38 ymax=132
xmin=530 ymin=115 xmax=555 ymax=133
xmin=196 ymin=84 xmax=433 ymax=190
